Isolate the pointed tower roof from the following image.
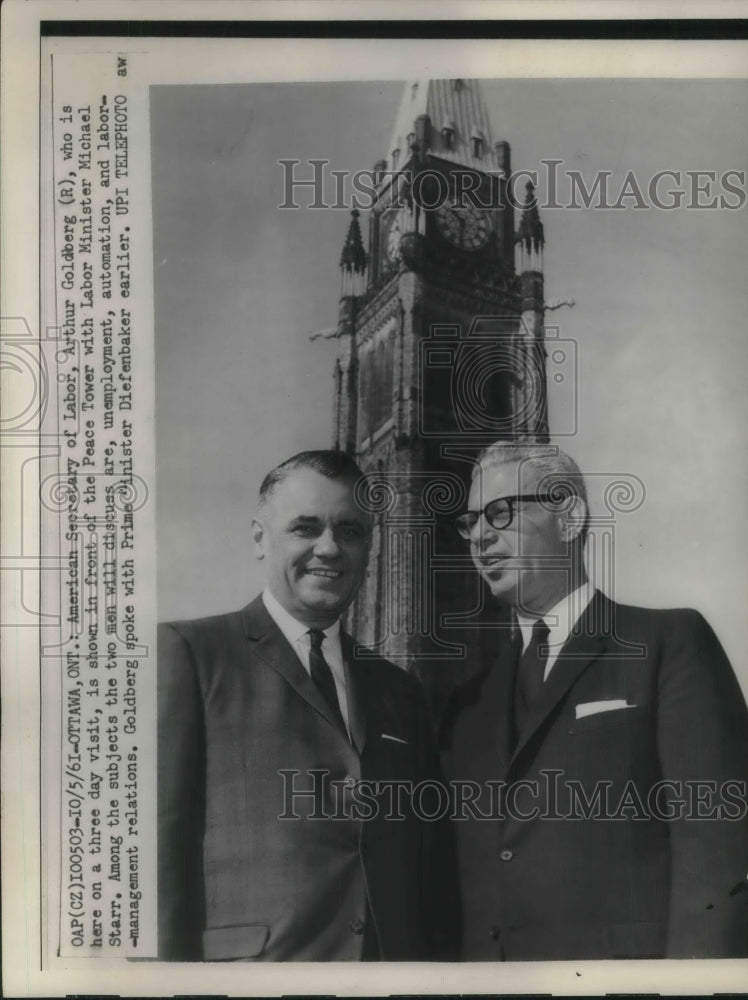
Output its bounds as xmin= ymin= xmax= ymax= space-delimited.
xmin=339 ymin=209 xmax=367 ymax=275
xmin=516 ymin=181 xmax=545 ymax=254
xmin=384 ymin=78 xmax=503 ymax=174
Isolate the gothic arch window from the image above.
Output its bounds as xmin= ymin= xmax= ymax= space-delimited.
xmin=471 ymin=131 xmax=485 ymax=159
xmin=383 ymin=331 xmax=394 ymax=416
xmin=361 ymin=330 xmax=396 ymax=439
xmin=372 ymin=339 xmax=387 ymax=429
xmin=441 ymin=122 xmax=456 ymax=151
xmin=392 ymin=148 xmax=400 ymax=170
xmin=359 ymin=350 xmax=371 ymax=442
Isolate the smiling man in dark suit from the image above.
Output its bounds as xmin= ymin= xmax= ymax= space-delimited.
xmin=442 ymin=441 xmax=748 ymax=960
xmin=158 ymin=450 xmax=456 ymax=962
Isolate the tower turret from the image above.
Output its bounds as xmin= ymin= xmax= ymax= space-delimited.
xmin=333 ymin=210 xmax=368 ymax=453
xmin=339 ymin=208 xmax=367 ymax=297
xmin=516 ymin=179 xmax=545 ymax=272
xmin=516 ymin=180 xmax=549 ymax=441
xmin=332 ymin=296 xmax=359 ymax=454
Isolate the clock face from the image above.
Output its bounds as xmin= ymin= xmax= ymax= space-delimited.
xmin=435 ymin=201 xmax=491 ymax=251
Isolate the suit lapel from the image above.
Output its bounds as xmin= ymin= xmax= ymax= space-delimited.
xmin=341 ymin=632 xmax=367 ymax=754
xmin=486 ymin=629 xmax=522 ymax=773
xmin=447 ymin=627 xmax=520 ymax=777
xmin=240 ymin=597 xmax=347 ymax=734
xmin=510 ymin=591 xmax=608 ymax=762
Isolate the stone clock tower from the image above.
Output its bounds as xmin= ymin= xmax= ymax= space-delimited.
xmin=330 ymin=79 xmax=549 ymax=702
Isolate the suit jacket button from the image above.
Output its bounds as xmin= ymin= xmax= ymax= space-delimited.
xmin=499 ymin=848 xmax=514 ymax=862
xmin=350 ymin=919 xmax=365 ymax=935
xmin=489 ymin=925 xmax=501 ymax=941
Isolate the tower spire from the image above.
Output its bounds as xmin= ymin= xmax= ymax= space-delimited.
xmin=339 ymin=209 xmax=367 ymax=297
xmin=516 ymin=180 xmax=545 ymax=271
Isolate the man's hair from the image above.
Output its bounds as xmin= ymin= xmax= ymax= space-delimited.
xmin=258 ymin=449 xmax=365 ymax=508
xmin=474 ymin=441 xmax=589 ymax=542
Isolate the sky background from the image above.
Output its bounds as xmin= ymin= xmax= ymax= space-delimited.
xmin=151 ymin=78 xmax=748 ymax=691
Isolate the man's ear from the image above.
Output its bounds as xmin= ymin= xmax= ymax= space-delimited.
xmin=252 ymin=517 xmax=266 ymax=560
xmin=559 ymin=496 xmax=588 ymax=544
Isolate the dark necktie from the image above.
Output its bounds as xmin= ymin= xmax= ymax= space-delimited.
xmin=308 ymin=629 xmax=346 ymax=731
xmin=514 ymin=618 xmax=550 ymax=735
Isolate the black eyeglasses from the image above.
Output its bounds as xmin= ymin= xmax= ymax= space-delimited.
xmin=455 ymin=494 xmax=558 ymax=539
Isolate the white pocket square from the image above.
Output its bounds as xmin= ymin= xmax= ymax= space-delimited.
xmin=575 ymin=699 xmax=635 ymax=720
xmin=380 ymin=733 xmax=409 ymax=745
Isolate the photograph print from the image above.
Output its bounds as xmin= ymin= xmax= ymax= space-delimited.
xmin=150 ymin=74 xmax=748 ymax=963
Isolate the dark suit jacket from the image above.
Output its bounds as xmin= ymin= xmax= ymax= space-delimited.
xmin=158 ymin=596 xmax=458 ymax=961
xmin=441 ymin=591 xmax=748 ymax=960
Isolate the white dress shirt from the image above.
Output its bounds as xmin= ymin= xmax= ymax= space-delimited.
xmin=262 ymin=587 xmax=350 ymax=735
xmin=516 ymin=582 xmax=595 ymax=682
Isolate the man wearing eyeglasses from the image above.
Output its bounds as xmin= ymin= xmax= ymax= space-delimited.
xmin=441 ymin=441 xmax=748 ymax=961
